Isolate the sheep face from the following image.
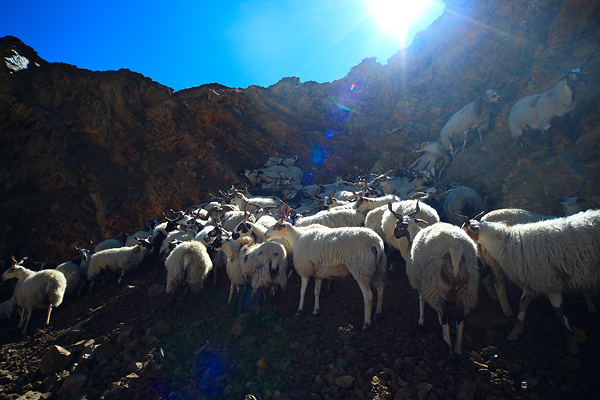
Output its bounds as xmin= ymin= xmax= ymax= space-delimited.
xmin=2 ymin=265 xmax=22 ymax=280
xmin=461 ymin=221 xmax=481 ymax=242
xmin=232 ymin=222 xmax=253 ymax=240
xmin=566 ymin=69 xmax=588 ymax=89
xmin=482 ymin=89 xmax=500 ymax=105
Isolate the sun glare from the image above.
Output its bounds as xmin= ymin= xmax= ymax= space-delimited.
xmin=367 ymin=0 xmax=444 ymax=46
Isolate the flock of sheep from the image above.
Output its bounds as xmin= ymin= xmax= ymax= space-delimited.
xmin=1 ymin=55 xmax=599 ymax=359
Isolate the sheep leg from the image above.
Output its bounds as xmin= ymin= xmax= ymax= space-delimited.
xmin=313 ymin=277 xmax=323 ymax=316
xmin=438 ymin=304 xmax=452 ymax=358
xmin=22 ymin=310 xmax=32 ymax=335
xmin=461 ymin=130 xmax=469 ymax=151
xmin=477 ymin=127 xmax=484 ymax=146
xmin=547 ymin=292 xmax=579 ymax=354
xmin=374 ymin=279 xmax=385 ymax=317
xmin=418 ymin=294 xmax=426 ymax=327
xmin=356 ymin=280 xmax=374 ymax=330
xmin=454 ymin=306 xmax=465 ymax=355
xmin=296 ymin=276 xmax=310 ymax=318
xmin=45 ymin=304 xmax=53 ymax=325
xmin=494 ymin=275 xmax=513 ymax=318
xmin=508 ymin=287 xmax=534 ymax=340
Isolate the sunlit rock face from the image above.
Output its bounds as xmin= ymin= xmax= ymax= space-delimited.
xmin=1 ymin=0 xmax=599 ymax=263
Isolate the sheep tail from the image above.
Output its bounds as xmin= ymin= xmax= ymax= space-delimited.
xmin=46 ymin=280 xmax=64 ymax=308
xmin=448 ymin=248 xmax=463 ymax=277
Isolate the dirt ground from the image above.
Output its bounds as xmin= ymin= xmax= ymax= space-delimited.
xmin=1 ymin=253 xmax=599 ymax=400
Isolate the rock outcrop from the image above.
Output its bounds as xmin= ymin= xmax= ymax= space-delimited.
xmin=1 ymin=0 xmax=599 ymax=263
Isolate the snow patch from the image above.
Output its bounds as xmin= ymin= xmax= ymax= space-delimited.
xmin=5 ymin=49 xmax=30 ymax=72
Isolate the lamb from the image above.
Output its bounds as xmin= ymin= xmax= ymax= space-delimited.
xmin=86 ymin=237 xmax=153 ymax=286
xmin=395 ymin=208 xmax=479 ymax=356
xmin=508 ymin=55 xmax=594 ymax=154
xmin=381 ymin=200 xmax=440 ymax=261
xmin=439 ymin=89 xmax=500 ymax=157
xmin=408 ymin=141 xmax=452 ymax=181
xmin=214 ymin=234 xmax=288 ymax=312
xmin=264 ymin=208 xmax=387 ymax=330
xmin=455 ymin=208 xmax=600 ymax=354
xmin=442 ymin=185 xmax=486 ymax=226
xmin=2 ymin=256 xmax=67 ymax=334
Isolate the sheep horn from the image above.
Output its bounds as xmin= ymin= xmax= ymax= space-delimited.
xmin=387 ymin=202 xmax=403 ymax=219
xmin=447 ymin=205 xmax=471 ymax=225
xmin=10 ymin=255 xmax=17 ymax=266
xmin=410 ymin=192 xmax=428 ymax=200
xmin=408 ymin=200 xmax=421 ymax=218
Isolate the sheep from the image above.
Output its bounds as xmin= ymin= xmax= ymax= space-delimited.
xmin=86 ymin=237 xmax=153 ymax=286
xmin=322 ymin=189 xmax=358 ymax=210
xmin=264 ymin=208 xmax=387 ymax=330
xmin=293 ymin=206 xmax=366 ymax=228
xmin=214 ymin=234 xmax=288 ymax=314
xmin=508 ymin=55 xmax=595 ymax=154
xmin=164 ymin=240 xmax=214 ymax=313
xmin=354 ymin=192 xmax=403 ymax=214
xmin=442 ymin=185 xmax=486 ymax=226
xmin=93 ymin=237 xmax=124 ymax=253
xmin=2 ymin=256 xmax=67 ymax=334
xmin=54 ymin=261 xmax=81 ymax=296
xmin=439 ymin=89 xmax=500 ymax=157
xmin=382 ymin=200 xmax=440 ymax=261
xmin=408 ymin=141 xmax=452 ymax=181
xmin=471 ymin=208 xmax=556 ymax=317
xmin=159 ymin=229 xmax=196 ymax=261
xmin=394 ymin=208 xmax=479 ymax=356
xmin=454 ymin=208 xmax=600 ymax=354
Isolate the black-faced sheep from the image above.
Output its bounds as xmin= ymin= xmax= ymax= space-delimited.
xmin=396 ymin=212 xmax=479 ymax=356
xmin=508 ymin=56 xmax=594 ymax=154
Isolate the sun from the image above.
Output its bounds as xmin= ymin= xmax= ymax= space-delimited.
xmin=367 ymin=0 xmax=444 ymax=46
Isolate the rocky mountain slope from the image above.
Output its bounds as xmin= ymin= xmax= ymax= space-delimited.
xmin=2 ymin=0 xmax=600 ymax=399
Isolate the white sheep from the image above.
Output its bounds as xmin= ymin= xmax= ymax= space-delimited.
xmin=264 ymin=211 xmax=387 ymax=330
xmin=509 ymin=58 xmax=593 ymax=154
xmin=2 ymin=256 xmax=67 ymax=334
xmin=214 ymin=235 xmax=288 ymax=312
xmin=408 ymin=141 xmax=452 ymax=181
xmin=354 ymin=192 xmax=403 ymax=214
xmin=457 ymin=208 xmax=600 ymax=354
xmin=472 ymin=208 xmax=555 ymax=317
xmin=382 ymin=200 xmax=440 ymax=261
xmin=440 ymin=89 xmax=500 ymax=157
xmin=164 ymin=240 xmax=213 ymax=294
xmin=292 ymin=206 xmax=366 ymax=229
xmin=396 ymin=213 xmax=479 ymax=356
xmin=86 ymin=237 xmax=153 ymax=286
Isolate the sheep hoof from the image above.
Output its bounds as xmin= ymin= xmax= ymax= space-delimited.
xmin=312 ymin=309 xmax=320 ymax=316
xmin=362 ymin=323 xmax=371 ymax=331
xmin=295 ymin=310 xmax=304 ymax=319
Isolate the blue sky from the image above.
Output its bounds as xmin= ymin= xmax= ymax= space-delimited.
xmin=2 ymin=0 xmax=444 ymax=91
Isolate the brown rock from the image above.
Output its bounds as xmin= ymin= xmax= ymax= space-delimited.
xmin=38 ymin=346 xmax=72 ymax=376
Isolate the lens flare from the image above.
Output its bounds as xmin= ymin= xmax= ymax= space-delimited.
xmin=331 ymin=99 xmax=355 ymax=113
xmin=325 ymin=130 xmax=334 ymax=139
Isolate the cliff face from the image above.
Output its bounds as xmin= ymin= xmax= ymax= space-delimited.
xmin=1 ymin=0 xmax=599 ymax=263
